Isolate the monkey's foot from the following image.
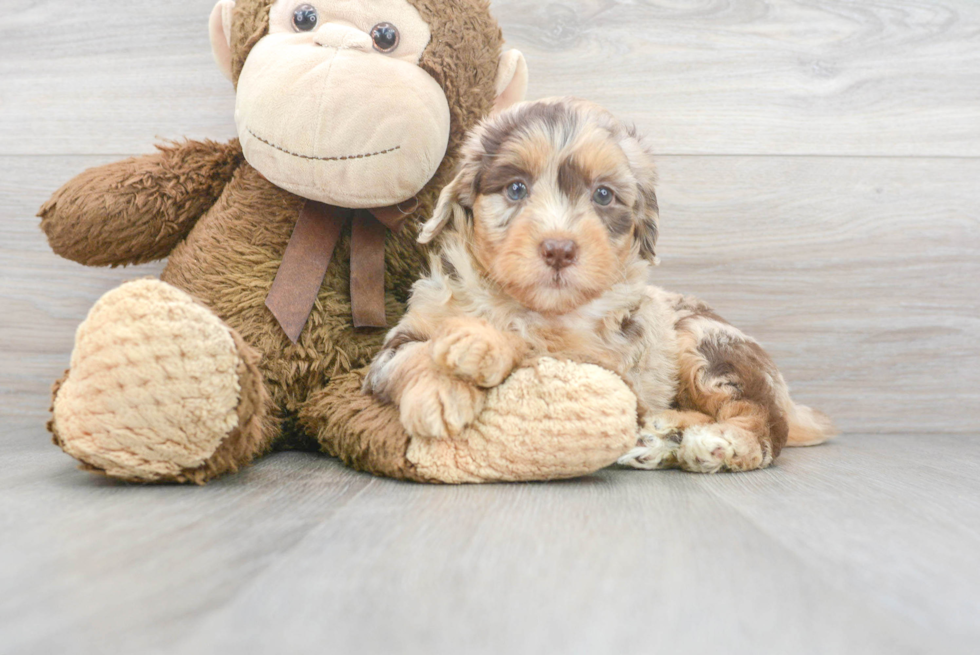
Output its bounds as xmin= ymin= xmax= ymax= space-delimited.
xmin=408 ymin=358 xmax=638 ymax=483
xmin=50 ymin=279 xmax=271 ymax=484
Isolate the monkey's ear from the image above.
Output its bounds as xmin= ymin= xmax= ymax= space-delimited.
xmin=493 ymin=50 xmax=528 ymax=113
xmin=209 ymin=0 xmax=236 ymax=82
xmin=419 ymin=172 xmax=470 ymax=245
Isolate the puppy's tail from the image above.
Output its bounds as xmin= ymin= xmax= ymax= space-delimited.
xmin=771 ymin=372 xmax=837 ymax=447
xmin=785 ymin=402 xmax=838 ymax=447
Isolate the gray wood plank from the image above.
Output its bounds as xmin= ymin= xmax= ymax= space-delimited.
xmin=4 ymin=155 xmax=977 ymax=433
xmin=1 ymin=0 xmax=979 ymax=156
xmin=698 ymin=433 xmax=980 ymax=641
xmin=3 ymin=414 xmax=977 ymax=655
xmin=499 ymin=0 xmax=980 ymax=156
xmin=0 ymin=418 xmax=377 ymax=655
xmin=179 ymin=470 xmax=937 ymax=655
xmin=0 ymin=156 xmax=165 ymax=419
xmin=0 ymin=0 xmax=237 ymax=157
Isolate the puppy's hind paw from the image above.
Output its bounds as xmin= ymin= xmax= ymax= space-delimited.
xmin=618 ymin=417 xmax=683 ymax=470
xmin=676 ymin=424 xmax=768 ymax=473
xmin=618 ymin=439 xmax=678 ymax=470
xmin=676 ymin=425 xmax=733 ymax=473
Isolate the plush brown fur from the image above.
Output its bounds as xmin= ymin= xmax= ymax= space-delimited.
xmin=40 ymin=0 xmax=506 ymax=483
xmin=187 ymin=330 xmax=278 ymax=484
xmin=299 ymin=371 xmax=429 ymax=482
xmin=40 ymin=140 xmax=244 ymax=267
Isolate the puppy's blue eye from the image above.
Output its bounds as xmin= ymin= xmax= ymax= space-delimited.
xmin=293 ymin=4 xmax=318 ymax=31
xmin=505 ymin=181 xmax=528 ymax=202
xmin=593 ymin=186 xmax=614 ymax=206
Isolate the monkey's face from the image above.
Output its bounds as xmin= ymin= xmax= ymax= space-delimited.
xmin=232 ymin=0 xmax=451 ymax=208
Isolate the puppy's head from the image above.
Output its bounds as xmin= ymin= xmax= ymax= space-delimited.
xmin=420 ymin=98 xmax=659 ymax=315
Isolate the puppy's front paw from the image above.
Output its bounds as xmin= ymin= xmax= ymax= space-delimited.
xmin=399 ymin=374 xmax=485 ymax=439
xmin=432 ymin=320 xmax=517 ymax=388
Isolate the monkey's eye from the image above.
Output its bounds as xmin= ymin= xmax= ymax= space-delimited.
xmin=505 ymin=181 xmax=528 ymax=202
xmin=371 ymin=22 xmax=400 ymax=52
xmin=292 ymin=4 xmax=318 ymax=32
xmin=593 ymin=186 xmax=614 ymax=206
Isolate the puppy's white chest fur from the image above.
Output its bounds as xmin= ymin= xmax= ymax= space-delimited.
xmin=496 ymin=282 xmax=682 ymax=417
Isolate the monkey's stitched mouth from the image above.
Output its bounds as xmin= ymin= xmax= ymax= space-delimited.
xmin=247 ymin=128 xmax=401 ymax=162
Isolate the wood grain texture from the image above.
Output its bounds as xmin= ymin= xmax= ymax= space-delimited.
xmin=497 ymin=0 xmax=980 ymax=156
xmin=2 ymin=0 xmax=979 ymax=156
xmin=0 ymin=0 xmax=236 ymax=157
xmin=2 ymin=416 xmax=978 ymax=654
xmin=0 ymin=156 xmax=165 ymax=419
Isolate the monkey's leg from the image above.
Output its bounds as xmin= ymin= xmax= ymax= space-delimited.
xmin=50 ymin=279 xmax=277 ymax=484
xmin=300 ymin=358 xmax=638 ymax=484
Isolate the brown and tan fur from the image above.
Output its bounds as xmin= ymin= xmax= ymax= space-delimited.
xmin=39 ymin=0 xmax=508 ymax=483
xmin=365 ymin=98 xmax=836 ymax=473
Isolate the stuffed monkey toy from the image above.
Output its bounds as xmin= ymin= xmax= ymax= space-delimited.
xmin=39 ymin=0 xmax=637 ymax=484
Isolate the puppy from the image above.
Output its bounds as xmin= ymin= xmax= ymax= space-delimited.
xmin=364 ymin=98 xmax=835 ymax=473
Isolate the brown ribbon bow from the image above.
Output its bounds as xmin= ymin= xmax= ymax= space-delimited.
xmin=265 ymin=199 xmax=416 ymax=343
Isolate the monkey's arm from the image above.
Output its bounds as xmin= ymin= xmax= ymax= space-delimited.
xmin=40 ymin=139 xmax=243 ymax=267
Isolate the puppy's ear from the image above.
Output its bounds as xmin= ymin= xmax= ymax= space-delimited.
xmin=622 ymin=132 xmax=660 ymax=262
xmin=418 ymin=170 xmax=472 ymax=245
xmin=635 ymin=182 xmax=660 ymax=262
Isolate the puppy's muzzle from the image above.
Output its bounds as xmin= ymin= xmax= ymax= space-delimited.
xmin=540 ymin=239 xmax=579 ymax=271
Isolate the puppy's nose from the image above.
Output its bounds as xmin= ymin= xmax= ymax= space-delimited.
xmin=540 ymin=239 xmax=579 ymax=270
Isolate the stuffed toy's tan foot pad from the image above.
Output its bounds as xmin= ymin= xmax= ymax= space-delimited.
xmin=409 ymin=358 xmax=638 ymax=483
xmin=51 ymin=279 xmax=267 ymax=483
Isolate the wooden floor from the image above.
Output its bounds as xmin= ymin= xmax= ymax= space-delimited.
xmin=2 ymin=415 xmax=979 ymax=654
xmin=2 ymin=0 xmax=979 ymax=653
